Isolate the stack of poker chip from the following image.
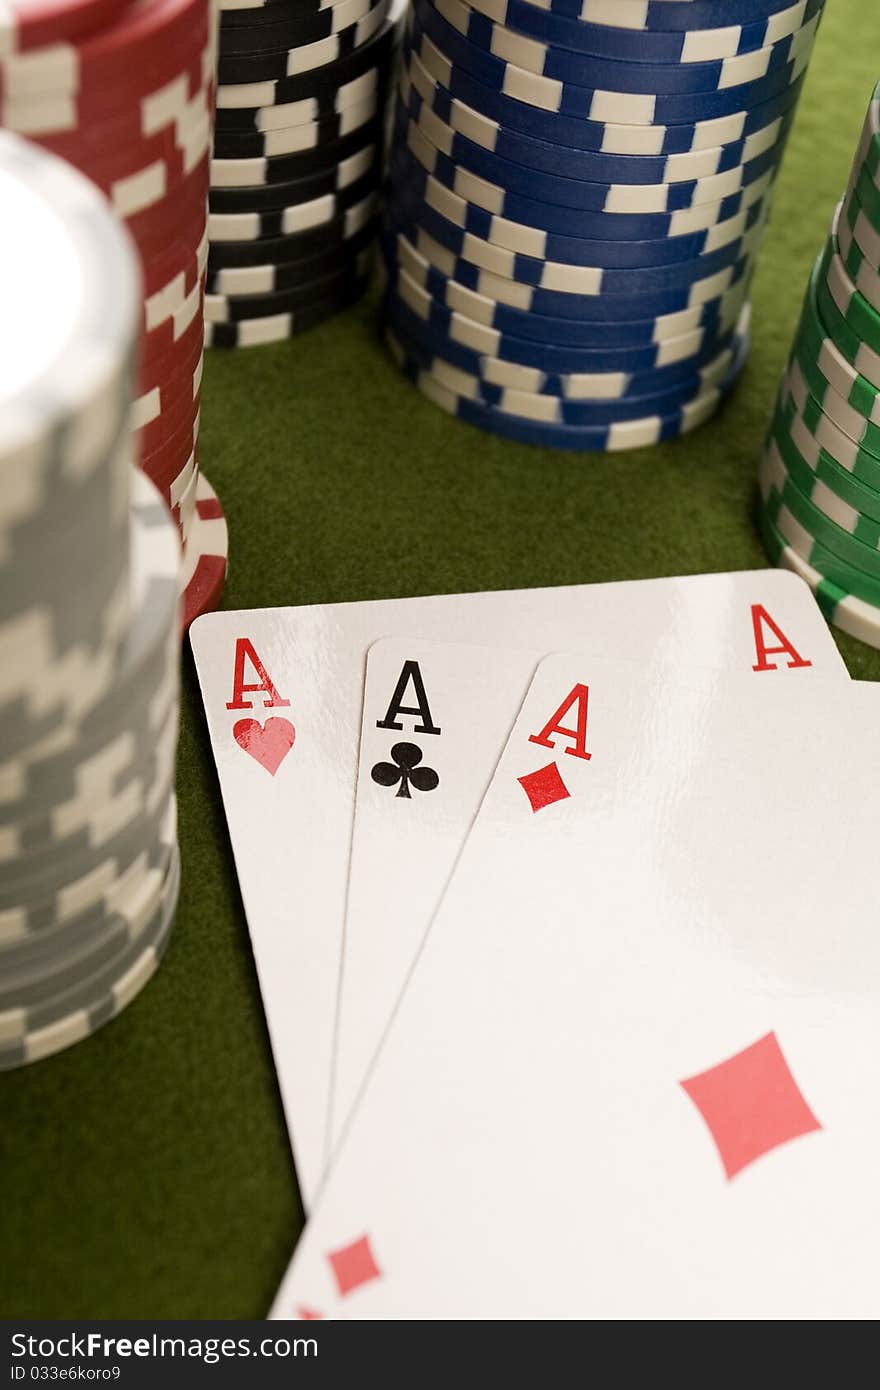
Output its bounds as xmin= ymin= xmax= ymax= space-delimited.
xmin=0 ymin=133 xmax=181 ymax=1070
xmin=0 ymin=0 xmax=227 ymax=628
xmin=381 ymin=0 xmax=825 ymax=451
xmin=206 ymin=0 xmax=406 ymax=349
xmin=759 ymin=82 xmax=880 ymax=652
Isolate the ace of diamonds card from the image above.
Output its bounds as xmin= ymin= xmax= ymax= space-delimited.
xmin=271 ymin=656 xmax=880 ymax=1320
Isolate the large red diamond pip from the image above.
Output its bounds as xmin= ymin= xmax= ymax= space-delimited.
xmin=679 ymin=1031 xmax=822 ymax=1180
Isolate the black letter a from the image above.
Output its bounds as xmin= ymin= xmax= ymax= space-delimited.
xmin=376 ymin=660 xmax=441 ymax=735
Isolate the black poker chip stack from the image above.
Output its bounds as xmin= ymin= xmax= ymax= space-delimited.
xmin=207 ymin=0 xmax=406 ymax=348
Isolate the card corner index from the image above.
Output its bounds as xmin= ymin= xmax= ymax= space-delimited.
xmin=530 ymin=649 xmax=617 ymax=685
xmin=760 ymin=566 xmax=810 ymax=593
xmin=365 ymin=634 xmax=400 ymax=659
xmin=365 ymin=635 xmax=471 ymax=660
xmin=188 ymin=605 xmax=249 ymax=662
xmin=187 ymin=608 xmax=215 ymax=656
xmin=751 ymin=565 xmax=832 ymax=618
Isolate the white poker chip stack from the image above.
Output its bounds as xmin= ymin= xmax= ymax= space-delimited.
xmin=0 ymin=132 xmax=182 ymax=1070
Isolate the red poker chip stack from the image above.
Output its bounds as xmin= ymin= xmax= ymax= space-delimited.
xmin=0 ymin=0 xmax=228 ymax=629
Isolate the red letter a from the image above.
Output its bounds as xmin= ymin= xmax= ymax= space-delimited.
xmin=751 ymin=605 xmax=812 ymax=673
xmin=528 ymin=683 xmax=591 ymax=761
xmin=226 ymin=637 xmax=292 ymax=711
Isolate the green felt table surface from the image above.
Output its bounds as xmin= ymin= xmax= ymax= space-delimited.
xmin=3 ymin=0 xmax=880 ymax=1319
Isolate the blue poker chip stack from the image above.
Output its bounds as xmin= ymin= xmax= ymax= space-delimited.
xmin=381 ymin=0 xmax=826 ymax=450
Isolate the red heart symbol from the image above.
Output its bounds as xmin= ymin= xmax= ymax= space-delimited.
xmin=233 ymin=717 xmax=296 ymax=776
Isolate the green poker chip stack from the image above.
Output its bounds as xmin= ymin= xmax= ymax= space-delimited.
xmin=758 ymin=79 xmax=880 ymax=650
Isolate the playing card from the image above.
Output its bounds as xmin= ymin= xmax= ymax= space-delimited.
xmin=190 ymin=572 xmax=846 ymax=1205
xmin=329 ymin=639 xmax=539 ymax=1141
xmin=270 ymin=657 xmax=880 ymax=1320
xmin=331 ymin=619 xmax=856 ymax=1145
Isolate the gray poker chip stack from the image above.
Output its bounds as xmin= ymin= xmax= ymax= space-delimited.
xmin=0 ymin=132 xmax=183 ymax=1070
